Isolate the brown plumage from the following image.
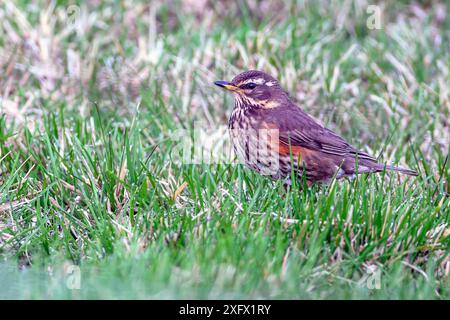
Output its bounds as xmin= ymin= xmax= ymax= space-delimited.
xmin=215 ymin=70 xmax=417 ymax=185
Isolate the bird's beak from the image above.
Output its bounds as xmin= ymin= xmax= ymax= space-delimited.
xmin=214 ymin=80 xmax=238 ymax=91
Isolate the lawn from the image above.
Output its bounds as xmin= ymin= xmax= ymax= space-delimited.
xmin=0 ymin=0 xmax=449 ymax=299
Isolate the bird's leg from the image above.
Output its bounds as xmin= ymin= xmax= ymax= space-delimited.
xmin=283 ymin=179 xmax=312 ymax=193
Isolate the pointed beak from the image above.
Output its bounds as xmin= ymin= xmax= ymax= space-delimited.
xmin=214 ymin=80 xmax=238 ymax=91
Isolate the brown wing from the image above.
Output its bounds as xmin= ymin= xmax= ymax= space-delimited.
xmin=257 ymin=102 xmax=417 ymax=180
xmin=262 ymin=103 xmax=377 ymax=163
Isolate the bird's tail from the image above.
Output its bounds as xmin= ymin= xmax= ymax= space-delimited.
xmin=380 ymin=165 xmax=418 ymax=176
xmin=350 ymin=157 xmax=418 ymax=177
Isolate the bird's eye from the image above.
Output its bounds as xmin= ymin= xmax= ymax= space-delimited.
xmin=245 ymin=83 xmax=257 ymax=90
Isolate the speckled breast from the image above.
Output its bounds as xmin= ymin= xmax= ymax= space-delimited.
xmin=228 ymin=108 xmax=282 ymax=178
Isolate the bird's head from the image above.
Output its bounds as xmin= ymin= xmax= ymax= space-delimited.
xmin=215 ymin=70 xmax=286 ymax=109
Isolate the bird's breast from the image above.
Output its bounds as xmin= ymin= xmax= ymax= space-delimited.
xmin=228 ymin=107 xmax=282 ymax=177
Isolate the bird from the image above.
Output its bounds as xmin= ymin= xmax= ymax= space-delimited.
xmin=214 ymin=70 xmax=417 ymax=186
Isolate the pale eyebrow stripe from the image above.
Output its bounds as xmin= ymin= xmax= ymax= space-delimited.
xmin=237 ymin=78 xmax=265 ymax=86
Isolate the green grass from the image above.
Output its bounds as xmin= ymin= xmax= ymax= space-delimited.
xmin=0 ymin=0 xmax=449 ymax=299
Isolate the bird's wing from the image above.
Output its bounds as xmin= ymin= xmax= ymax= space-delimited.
xmin=264 ymin=105 xmax=377 ymax=162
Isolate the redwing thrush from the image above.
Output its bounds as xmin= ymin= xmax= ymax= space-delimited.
xmin=215 ymin=70 xmax=417 ymax=185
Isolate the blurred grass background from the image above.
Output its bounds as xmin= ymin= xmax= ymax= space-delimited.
xmin=0 ymin=0 xmax=449 ymax=299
